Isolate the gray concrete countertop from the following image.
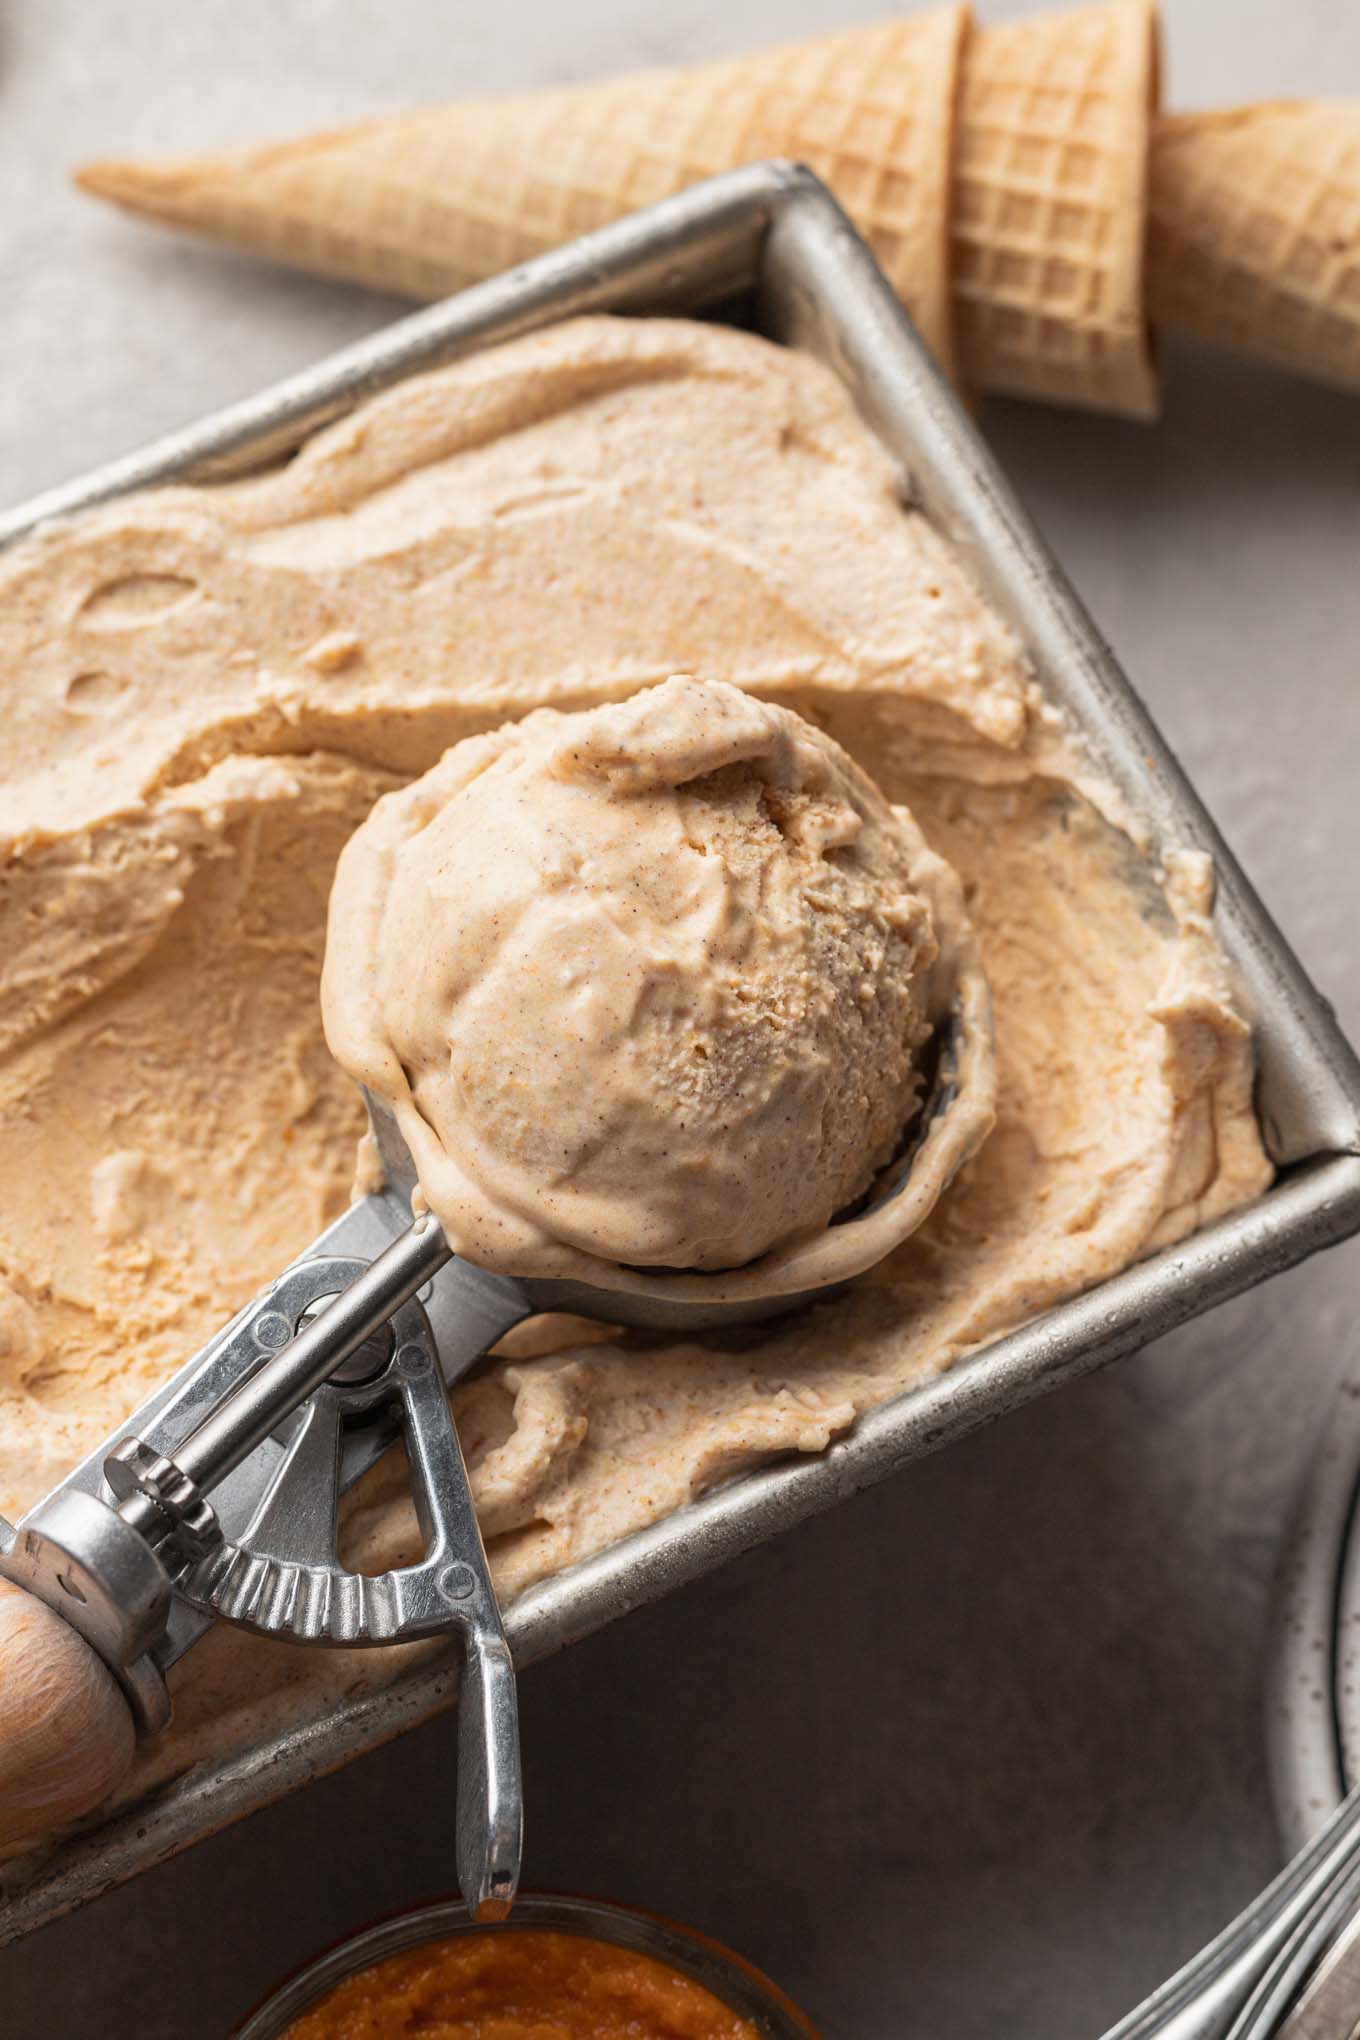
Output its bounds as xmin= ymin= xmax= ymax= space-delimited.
xmin=3 ymin=4 xmax=1359 ymax=2034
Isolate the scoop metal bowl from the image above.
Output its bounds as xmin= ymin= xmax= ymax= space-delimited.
xmin=0 ymin=989 xmax=989 ymax=1921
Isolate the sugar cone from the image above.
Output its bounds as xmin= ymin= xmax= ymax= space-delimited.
xmin=951 ymin=0 xmax=1159 ymax=417
xmin=78 ymin=10 xmax=968 ymax=379
xmin=1148 ymin=101 xmax=1360 ymax=395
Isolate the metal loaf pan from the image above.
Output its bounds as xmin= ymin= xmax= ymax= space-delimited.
xmin=4 ymin=162 xmax=1360 ymax=1943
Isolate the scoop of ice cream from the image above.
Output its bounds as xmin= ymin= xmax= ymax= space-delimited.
xmin=322 ymin=676 xmax=988 ymax=1283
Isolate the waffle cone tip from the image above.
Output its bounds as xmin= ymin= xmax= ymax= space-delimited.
xmin=77 ymin=156 xmax=191 ymax=212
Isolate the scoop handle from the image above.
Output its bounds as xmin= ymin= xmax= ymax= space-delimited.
xmin=0 ymin=1578 xmax=137 ymax=1849
xmin=457 ymin=1628 xmax=521 ymax=1923
xmin=1101 ymin=1783 xmax=1360 ymax=2038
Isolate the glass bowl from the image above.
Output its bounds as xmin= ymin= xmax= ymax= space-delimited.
xmin=234 ymin=1891 xmax=820 ymax=2037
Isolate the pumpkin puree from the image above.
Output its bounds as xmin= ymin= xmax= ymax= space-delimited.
xmin=281 ymin=1928 xmax=771 ymax=2038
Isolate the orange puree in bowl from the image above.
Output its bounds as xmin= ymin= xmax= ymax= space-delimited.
xmin=281 ymin=1928 xmax=766 ymax=2038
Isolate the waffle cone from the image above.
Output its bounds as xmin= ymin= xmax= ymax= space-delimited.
xmin=78 ymin=10 xmax=968 ymax=378
xmin=951 ymin=0 xmax=1159 ymax=416
xmin=1148 ymin=100 xmax=1360 ymax=395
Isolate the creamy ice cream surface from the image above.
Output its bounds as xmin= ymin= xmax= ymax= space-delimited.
xmin=0 ymin=314 xmax=1271 ymax=1834
xmin=322 ymin=675 xmax=993 ymax=1286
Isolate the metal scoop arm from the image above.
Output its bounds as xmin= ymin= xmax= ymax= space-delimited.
xmin=0 ymin=1188 xmax=533 ymax=1919
xmin=4 ymin=1190 xmax=528 ymax=1668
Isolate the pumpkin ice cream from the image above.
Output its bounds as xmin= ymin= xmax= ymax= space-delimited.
xmin=0 ymin=314 xmax=1271 ymax=1830
xmin=321 ymin=675 xmax=993 ymax=1287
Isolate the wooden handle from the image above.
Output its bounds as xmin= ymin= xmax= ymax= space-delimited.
xmin=0 ymin=1579 xmax=136 ymax=1848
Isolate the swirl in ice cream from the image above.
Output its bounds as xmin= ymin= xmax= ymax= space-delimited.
xmin=321 ymin=675 xmax=994 ymax=1285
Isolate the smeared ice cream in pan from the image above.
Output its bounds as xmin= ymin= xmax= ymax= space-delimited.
xmin=0 ymin=316 xmax=1270 ymax=1824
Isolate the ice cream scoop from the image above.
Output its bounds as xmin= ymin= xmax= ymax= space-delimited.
xmin=323 ymin=676 xmax=994 ymax=1298
xmin=0 ymin=680 xmax=993 ymax=1887
xmin=0 ymin=1005 xmax=984 ymax=1892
